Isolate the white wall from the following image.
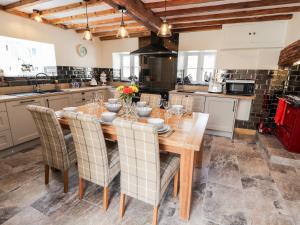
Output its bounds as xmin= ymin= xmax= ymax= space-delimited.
xmin=0 ymin=10 xmax=101 ymax=67
xmin=179 ymin=21 xmax=289 ymax=70
xmin=285 ymin=12 xmax=300 ymax=46
xmin=99 ymin=38 xmax=138 ymax=68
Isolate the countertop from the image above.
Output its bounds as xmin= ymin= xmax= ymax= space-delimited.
xmin=169 ymin=90 xmax=256 ymax=100
xmin=0 ymin=86 xmax=112 ymax=103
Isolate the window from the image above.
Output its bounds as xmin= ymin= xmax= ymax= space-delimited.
xmin=112 ymin=52 xmax=139 ymax=81
xmin=177 ymin=51 xmax=216 ymax=84
xmin=0 ymin=35 xmax=56 ymax=77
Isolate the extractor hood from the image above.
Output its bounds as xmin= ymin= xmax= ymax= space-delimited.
xmin=130 ymin=33 xmax=177 ymax=56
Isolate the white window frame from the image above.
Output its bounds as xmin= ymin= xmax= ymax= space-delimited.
xmin=180 ymin=51 xmax=216 ymax=84
xmin=113 ymin=52 xmax=140 ymax=81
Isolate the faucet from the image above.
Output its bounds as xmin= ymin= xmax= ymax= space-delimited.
xmin=33 ymin=73 xmax=48 ymax=92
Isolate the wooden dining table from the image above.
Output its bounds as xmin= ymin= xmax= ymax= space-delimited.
xmin=58 ymin=104 xmax=209 ymax=220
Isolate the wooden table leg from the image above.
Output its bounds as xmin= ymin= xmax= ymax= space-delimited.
xmin=194 ymin=141 xmax=204 ymax=168
xmin=179 ymin=150 xmax=195 ymax=220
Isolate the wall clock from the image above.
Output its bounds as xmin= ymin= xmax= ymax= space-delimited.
xmin=77 ymin=44 xmax=87 ymax=57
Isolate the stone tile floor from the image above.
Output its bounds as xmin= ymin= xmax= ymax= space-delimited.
xmin=0 ymin=134 xmax=299 ymax=225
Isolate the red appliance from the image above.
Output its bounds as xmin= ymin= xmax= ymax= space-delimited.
xmin=275 ymin=96 xmax=300 ymax=153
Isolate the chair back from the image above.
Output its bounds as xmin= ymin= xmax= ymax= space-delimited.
xmin=169 ymin=94 xmax=193 ymax=112
xmin=113 ymin=118 xmax=161 ymax=206
xmin=64 ymin=112 xmax=110 ymax=186
xmin=27 ymin=105 xmax=70 ymax=170
xmin=140 ymin=93 xmax=161 ymax=108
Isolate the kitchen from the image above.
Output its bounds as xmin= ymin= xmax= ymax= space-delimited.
xmin=0 ymin=1 xmax=300 ymax=225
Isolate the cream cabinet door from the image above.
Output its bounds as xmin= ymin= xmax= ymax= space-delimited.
xmin=192 ymin=96 xmax=206 ymax=112
xmin=45 ymin=94 xmax=72 ymax=111
xmin=6 ymin=98 xmax=46 ymax=145
xmin=0 ymin=130 xmax=13 ymax=150
xmin=204 ymin=97 xmax=236 ymax=132
xmin=0 ymin=111 xmax=10 ymax=132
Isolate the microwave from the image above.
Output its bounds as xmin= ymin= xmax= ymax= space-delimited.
xmin=225 ymin=80 xmax=255 ymax=96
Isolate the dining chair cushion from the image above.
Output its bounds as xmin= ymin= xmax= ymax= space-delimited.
xmin=160 ymin=154 xmax=180 ymax=199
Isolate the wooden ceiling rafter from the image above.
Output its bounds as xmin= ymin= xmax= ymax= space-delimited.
xmin=76 ymin=22 xmax=142 ymax=33
xmin=49 ymin=8 xmax=117 ymax=24
xmin=93 ymin=27 xmax=148 ymax=37
xmin=4 ymin=0 xmax=46 ymax=11
xmin=145 ymin=0 xmax=222 ymax=9
xmin=172 ymin=14 xmax=293 ymax=29
xmin=103 ymin=0 xmax=162 ymax=32
xmin=156 ymin=0 xmax=300 ymax=17
xmin=99 ymin=31 xmax=151 ymax=40
xmin=40 ymin=0 xmax=104 ymax=16
xmin=168 ymin=6 xmax=300 ymax=23
xmin=172 ymin=25 xmax=222 ymax=33
xmin=65 ymin=16 xmax=133 ymax=29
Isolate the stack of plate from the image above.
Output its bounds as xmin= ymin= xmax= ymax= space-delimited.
xmin=157 ymin=124 xmax=171 ymax=134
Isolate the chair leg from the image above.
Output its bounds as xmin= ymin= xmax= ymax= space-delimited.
xmin=78 ymin=177 xmax=84 ymax=200
xmin=152 ymin=206 xmax=158 ymax=225
xmin=63 ymin=170 xmax=68 ymax=193
xmin=173 ymin=171 xmax=179 ymax=198
xmin=103 ymin=186 xmax=109 ymax=211
xmin=119 ymin=193 xmax=126 ymax=218
xmin=44 ymin=164 xmax=49 ymax=185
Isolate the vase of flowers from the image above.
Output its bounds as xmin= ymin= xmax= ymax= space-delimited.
xmin=116 ymin=84 xmax=139 ymax=119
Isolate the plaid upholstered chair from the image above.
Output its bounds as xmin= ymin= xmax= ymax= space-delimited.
xmin=169 ymin=94 xmax=194 ymax=113
xmin=140 ymin=93 xmax=161 ymax=108
xmin=113 ymin=118 xmax=180 ymax=225
xmin=64 ymin=112 xmax=120 ymax=210
xmin=27 ymin=105 xmax=77 ymax=193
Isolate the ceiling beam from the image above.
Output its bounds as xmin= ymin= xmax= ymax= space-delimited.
xmin=66 ymin=16 xmax=133 ymax=29
xmin=99 ymin=31 xmax=150 ymax=40
xmin=156 ymin=0 xmax=300 ymax=17
xmin=49 ymin=8 xmax=117 ymax=24
xmin=172 ymin=14 xmax=293 ymax=29
xmin=168 ymin=6 xmax=300 ymax=23
xmin=76 ymin=22 xmax=142 ymax=33
xmin=173 ymin=25 xmax=222 ymax=33
xmin=103 ymin=0 xmax=162 ymax=32
xmin=40 ymin=0 xmax=104 ymax=16
xmin=145 ymin=0 xmax=222 ymax=9
xmin=93 ymin=27 xmax=148 ymax=37
xmin=4 ymin=0 xmax=51 ymax=12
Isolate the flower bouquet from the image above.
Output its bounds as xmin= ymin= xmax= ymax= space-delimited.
xmin=116 ymin=84 xmax=139 ymax=118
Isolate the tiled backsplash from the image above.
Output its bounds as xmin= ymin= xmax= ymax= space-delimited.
xmin=225 ymin=66 xmax=300 ymax=130
xmin=1 ymin=66 xmax=113 ymax=87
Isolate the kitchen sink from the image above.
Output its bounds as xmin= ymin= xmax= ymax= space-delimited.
xmin=8 ymin=89 xmax=63 ymax=96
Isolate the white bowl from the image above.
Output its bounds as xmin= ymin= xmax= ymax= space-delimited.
xmin=147 ymin=118 xmax=164 ymax=130
xmin=171 ymin=105 xmax=184 ymax=113
xmin=101 ymin=112 xmax=117 ymax=123
xmin=63 ymin=107 xmax=77 ymax=112
xmin=137 ymin=101 xmax=147 ymax=107
xmin=106 ymin=103 xmax=122 ymax=113
xmin=137 ymin=107 xmax=152 ymax=117
xmin=108 ymin=98 xmax=118 ymax=104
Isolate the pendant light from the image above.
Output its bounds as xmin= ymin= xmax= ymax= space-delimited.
xmin=116 ymin=8 xmax=129 ymax=38
xmin=33 ymin=9 xmax=42 ymax=23
xmin=157 ymin=0 xmax=172 ymax=37
xmin=83 ymin=0 xmax=93 ymax=41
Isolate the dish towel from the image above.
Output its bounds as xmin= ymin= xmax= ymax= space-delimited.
xmin=274 ymin=98 xmax=287 ymax=125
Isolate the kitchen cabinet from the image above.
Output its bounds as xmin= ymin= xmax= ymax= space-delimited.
xmin=205 ymin=97 xmax=237 ymax=134
xmin=192 ymin=96 xmax=206 ymax=112
xmin=0 ymin=130 xmax=13 ymax=150
xmin=45 ymin=94 xmax=72 ymax=110
xmin=6 ymin=97 xmax=46 ymax=145
xmin=222 ymin=21 xmax=286 ymax=49
xmin=236 ymin=99 xmax=252 ymax=121
xmin=72 ymin=89 xmax=108 ymax=106
xmin=0 ymin=111 xmax=10 ymax=132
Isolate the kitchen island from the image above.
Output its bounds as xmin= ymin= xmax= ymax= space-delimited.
xmin=169 ymin=90 xmax=255 ymax=138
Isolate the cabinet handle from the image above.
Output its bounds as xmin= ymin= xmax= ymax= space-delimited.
xmin=233 ymin=101 xmax=236 ymax=112
xmin=20 ymin=100 xmax=35 ymax=104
